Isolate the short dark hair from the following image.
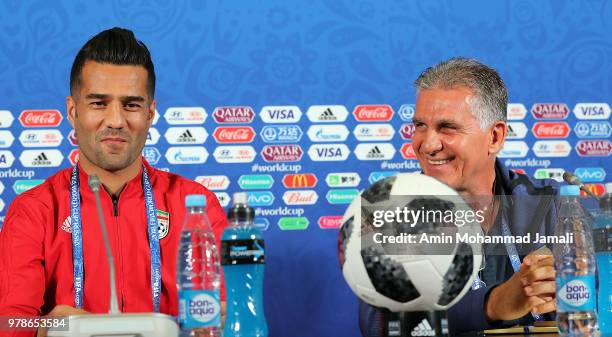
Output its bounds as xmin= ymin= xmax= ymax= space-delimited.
xmin=70 ymin=27 xmax=155 ymax=98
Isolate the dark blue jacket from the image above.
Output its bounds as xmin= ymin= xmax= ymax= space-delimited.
xmin=359 ymin=160 xmax=559 ymax=336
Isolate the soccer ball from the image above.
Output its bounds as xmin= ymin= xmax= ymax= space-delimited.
xmin=338 ymin=173 xmax=483 ymax=312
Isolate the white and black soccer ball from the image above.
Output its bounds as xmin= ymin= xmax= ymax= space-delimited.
xmin=338 ymin=173 xmax=483 ymax=312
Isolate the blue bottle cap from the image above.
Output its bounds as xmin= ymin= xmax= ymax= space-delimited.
xmin=560 ymin=185 xmax=580 ymax=196
xmin=185 ymin=194 xmax=206 ymax=207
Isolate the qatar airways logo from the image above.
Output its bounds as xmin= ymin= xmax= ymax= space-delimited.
xmin=400 ymin=123 xmax=415 ymax=140
xmin=19 ymin=110 xmax=63 ymax=127
xmin=575 ymin=140 xmax=612 ymax=157
xmin=212 ymin=106 xmax=255 ymax=124
xmin=531 ymin=103 xmax=569 ymax=120
xmin=213 ymin=126 xmax=255 ymax=143
xmin=261 ymin=145 xmax=303 ymax=162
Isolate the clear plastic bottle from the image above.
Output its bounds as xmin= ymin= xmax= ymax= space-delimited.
xmin=177 ymin=195 xmax=222 ymax=337
xmin=553 ymin=185 xmax=598 ymax=336
xmin=221 ymin=192 xmax=268 ymax=337
xmin=593 ymin=182 xmax=612 ymax=335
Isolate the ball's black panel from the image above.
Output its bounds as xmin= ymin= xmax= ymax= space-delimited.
xmin=361 ymin=176 xmax=396 ymax=204
xmin=338 ymin=215 xmax=354 ymax=268
xmin=437 ymin=243 xmax=474 ymax=306
xmin=361 ymin=246 xmax=420 ymax=303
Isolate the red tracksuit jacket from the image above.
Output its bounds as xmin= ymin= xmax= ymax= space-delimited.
xmin=0 ymin=159 xmax=227 ymax=331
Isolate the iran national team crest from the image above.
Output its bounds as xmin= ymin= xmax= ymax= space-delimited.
xmin=157 ymin=209 xmax=170 ymax=239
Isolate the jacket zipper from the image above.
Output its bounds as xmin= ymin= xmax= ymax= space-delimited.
xmin=112 ymin=196 xmax=119 ymax=216
xmin=110 ymin=195 xmax=124 ymax=310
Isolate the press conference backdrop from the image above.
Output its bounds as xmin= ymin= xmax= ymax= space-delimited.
xmin=0 ymin=1 xmax=611 ymax=336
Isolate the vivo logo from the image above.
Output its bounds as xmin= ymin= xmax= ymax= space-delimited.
xmin=307 ymin=124 xmax=349 ymax=142
xmin=247 ymin=191 xmax=275 ymax=207
xmin=307 ymin=144 xmax=350 ymax=161
xmin=260 ymin=106 xmax=302 ymax=123
xmin=574 ymin=167 xmax=606 ymax=183
xmin=368 ymin=171 xmax=399 ymax=184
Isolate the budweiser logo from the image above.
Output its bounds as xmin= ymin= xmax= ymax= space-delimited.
xmin=353 ymin=105 xmax=393 ymax=121
xmin=212 ymin=106 xmax=255 ymax=123
xmin=19 ymin=110 xmax=63 ymax=127
xmin=195 ymin=175 xmax=230 ymax=190
xmin=532 ymin=122 xmax=570 ymax=138
xmin=282 ymin=190 xmax=318 ymax=205
xmin=575 ymin=140 xmax=612 ymax=157
xmin=531 ymin=103 xmax=569 ymax=119
xmin=213 ymin=126 xmax=255 ymax=143
xmin=261 ymin=145 xmax=303 ymax=162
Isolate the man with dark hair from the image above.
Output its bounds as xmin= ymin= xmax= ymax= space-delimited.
xmin=360 ymin=58 xmax=558 ymax=335
xmin=0 ymin=28 xmax=227 ymax=336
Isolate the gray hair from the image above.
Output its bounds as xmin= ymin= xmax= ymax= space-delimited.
xmin=414 ymin=57 xmax=508 ymax=129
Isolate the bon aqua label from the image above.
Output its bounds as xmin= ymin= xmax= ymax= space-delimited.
xmin=556 ymin=275 xmax=596 ymax=312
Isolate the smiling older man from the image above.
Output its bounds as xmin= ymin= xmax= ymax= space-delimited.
xmin=360 ymin=58 xmax=559 ymax=336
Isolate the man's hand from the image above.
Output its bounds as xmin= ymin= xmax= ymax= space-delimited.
xmin=36 ymin=305 xmax=88 ymax=337
xmin=485 ymin=251 xmax=556 ymax=321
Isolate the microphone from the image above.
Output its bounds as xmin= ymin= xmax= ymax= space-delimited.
xmin=48 ymin=175 xmax=179 ymax=336
xmin=563 ymin=171 xmax=599 ymax=200
xmin=88 ymin=174 xmax=120 ymax=314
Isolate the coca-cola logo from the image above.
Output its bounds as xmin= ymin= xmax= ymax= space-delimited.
xmin=261 ymin=145 xmax=303 ymax=162
xmin=400 ymin=143 xmax=417 ymax=159
xmin=530 ymin=103 xmax=569 ymax=120
xmin=352 ymin=105 xmax=394 ymax=122
xmin=575 ymin=140 xmax=612 ymax=157
xmin=19 ymin=110 xmax=63 ymax=127
xmin=68 ymin=149 xmax=79 ymax=165
xmin=212 ymin=106 xmax=255 ymax=124
xmin=400 ymin=123 xmax=415 ymax=139
xmin=213 ymin=126 xmax=255 ymax=143
xmin=532 ymin=122 xmax=570 ymax=138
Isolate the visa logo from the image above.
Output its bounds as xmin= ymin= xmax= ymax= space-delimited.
xmin=260 ymin=106 xmax=302 ymax=123
xmin=317 ymin=148 xmax=342 ymax=157
xmin=307 ymin=144 xmax=349 ymax=161
xmin=580 ymin=106 xmax=604 ymax=116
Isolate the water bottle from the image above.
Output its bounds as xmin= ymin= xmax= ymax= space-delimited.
xmin=221 ymin=192 xmax=268 ymax=337
xmin=553 ymin=185 xmax=598 ymax=336
xmin=594 ymin=183 xmax=612 ymax=335
xmin=177 ymin=195 xmax=222 ymax=337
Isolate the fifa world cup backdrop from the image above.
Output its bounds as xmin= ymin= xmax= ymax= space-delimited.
xmin=0 ymin=1 xmax=611 ymax=336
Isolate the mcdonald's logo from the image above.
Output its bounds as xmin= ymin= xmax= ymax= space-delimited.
xmin=282 ymin=173 xmax=318 ymax=188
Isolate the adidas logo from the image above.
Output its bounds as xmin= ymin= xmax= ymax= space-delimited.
xmin=411 ymin=319 xmax=435 ymax=337
xmin=177 ymin=129 xmax=196 ymax=143
xmin=33 ymin=152 xmax=51 ymax=166
xmin=367 ymin=145 xmax=384 ymax=158
xmin=318 ymin=108 xmax=336 ymax=121
xmin=61 ymin=216 xmax=72 ymax=233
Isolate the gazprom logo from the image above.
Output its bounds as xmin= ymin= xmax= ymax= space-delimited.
xmin=397 ymin=104 xmax=415 ymax=121
xmin=368 ymin=171 xmax=399 ymax=184
xmin=574 ymin=167 xmax=606 ymax=183
xmin=247 ymin=191 xmax=275 ymax=207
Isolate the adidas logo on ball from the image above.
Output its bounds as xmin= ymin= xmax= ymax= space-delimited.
xmin=411 ymin=319 xmax=435 ymax=337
